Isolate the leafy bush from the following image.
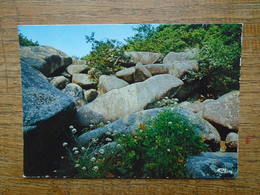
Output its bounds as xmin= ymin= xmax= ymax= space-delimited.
xmin=112 ymin=110 xmax=208 ymax=178
xmin=19 ymin=32 xmax=39 ymax=46
xmin=125 ymin=24 xmax=242 ymax=98
xmin=82 ymin=33 xmax=128 ymax=80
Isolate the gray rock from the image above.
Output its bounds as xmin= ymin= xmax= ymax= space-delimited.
xmin=134 ymin=64 xmax=152 ymax=82
xmin=20 ymin=46 xmax=72 ymax=76
xmin=66 ymin=64 xmax=89 ymax=75
xmin=72 ymin=58 xmax=86 ymax=65
xmin=225 ymin=132 xmax=238 ymax=151
xmin=75 ymin=74 xmax=183 ymax=126
xmin=124 ymin=51 xmax=163 ymax=64
xmin=144 ymin=64 xmax=169 ymax=75
xmin=168 ymin=60 xmax=198 ymax=78
xmin=178 ymin=99 xmax=215 ymax=113
xmin=21 ymin=62 xmax=75 ymax=176
xmin=62 ymin=83 xmax=84 ymax=100
xmin=202 ymin=91 xmax=239 ymax=130
xmin=72 ymin=73 xmax=97 ymax=89
xmin=78 ymin=107 xmax=220 ymax=147
xmin=163 ymin=48 xmax=197 ymax=64
xmin=115 ymin=67 xmax=135 ymax=83
xmin=84 ymin=89 xmax=98 ymax=102
xmin=186 ymin=152 xmax=238 ymax=178
xmin=50 ymin=76 xmax=69 ymax=89
xmin=98 ymin=75 xmax=129 ymax=94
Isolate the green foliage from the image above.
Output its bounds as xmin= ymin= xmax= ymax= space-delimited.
xmin=125 ymin=24 xmax=242 ymax=98
xmin=83 ymin=24 xmax=241 ymax=97
xmin=82 ymin=33 xmax=127 ymax=80
xmin=112 ymin=110 xmax=208 ymax=178
xmin=187 ymin=24 xmax=242 ymax=97
xmin=18 ymin=32 xmax=39 ymax=46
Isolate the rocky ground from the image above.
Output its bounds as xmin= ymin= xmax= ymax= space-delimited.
xmin=20 ymin=45 xmax=238 ymax=178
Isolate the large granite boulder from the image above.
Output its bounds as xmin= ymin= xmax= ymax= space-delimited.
xmin=21 ymin=62 xmax=75 ymax=176
xmin=168 ymin=60 xmax=198 ymax=78
xmin=225 ymin=132 xmax=238 ymax=152
xmin=124 ymin=51 xmax=163 ymax=65
xmin=49 ymin=76 xmax=69 ymax=89
xmin=72 ymin=58 xmax=86 ymax=65
xmin=144 ymin=64 xmax=169 ymax=75
xmin=202 ymin=91 xmax=239 ymax=130
xmin=78 ymin=107 xmax=220 ymax=149
xmin=75 ymin=74 xmax=183 ymax=126
xmin=66 ymin=64 xmax=89 ymax=75
xmin=134 ymin=64 xmax=152 ymax=82
xmin=84 ymin=89 xmax=98 ymax=103
xmin=98 ymin=75 xmax=129 ymax=94
xmin=186 ymin=152 xmax=238 ymax=178
xmin=20 ymin=46 xmax=72 ymax=76
xmin=116 ymin=67 xmax=135 ymax=83
xmin=163 ymin=48 xmax=197 ymax=64
xmin=62 ymin=83 xmax=85 ymax=108
xmin=72 ymin=73 xmax=97 ymax=89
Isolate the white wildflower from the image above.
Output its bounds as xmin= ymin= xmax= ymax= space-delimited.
xmin=167 ymin=149 xmax=171 ymax=152
xmin=90 ymin=124 xmax=94 ymax=128
xmin=174 ymin=102 xmax=178 ymax=104
xmin=92 ymin=166 xmax=99 ymax=171
xmin=72 ymin=147 xmax=78 ymax=151
xmin=81 ymin=147 xmax=86 ymax=151
xmin=99 ymin=149 xmax=105 ymax=154
xmin=69 ymin=125 xmax=74 ymax=129
xmin=165 ymin=96 xmax=169 ymax=99
xmin=71 ymin=128 xmax=77 ymax=134
xmin=105 ymin=138 xmax=112 ymax=142
xmin=90 ymin=157 xmax=96 ymax=162
xmin=74 ymin=164 xmax=80 ymax=168
xmin=62 ymin=142 xmax=68 ymax=147
xmin=74 ymin=150 xmax=79 ymax=155
xmin=107 ymin=121 xmax=111 ymax=123
xmin=82 ymin=166 xmax=86 ymax=171
xmin=168 ymin=121 xmax=173 ymax=125
xmin=45 ymin=175 xmax=50 ymax=178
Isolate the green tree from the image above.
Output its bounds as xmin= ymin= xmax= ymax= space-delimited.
xmin=18 ymin=32 xmax=39 ymax=46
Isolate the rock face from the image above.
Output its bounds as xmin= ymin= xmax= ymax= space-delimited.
xmin=134 ymin=64 xmax=152 ymax=82
xmin=98 ymin=75 xmax=129 ymax=94
xmin=62 ymin=83 xmax=84 ymax=101
xmin=116 ymin=67 xmax=135 ymax=83
xmin=66 ymin=64 xmax=89 ymax=75
xmin=21 ymin=62 xmax=75 ymax=176
xmin=62 ymin=83 xmax=85 ymax=107
xmin=72 ymin=58 xmax=86 ymax=65
xmin=168 ymin=60 xmax=198 ymax=78
xmin=50 ymin=76 xmax=69 ymax=89
xmin=84 ymin=89 xmax=98 ymax=102
xmin=225 ymin=132 xmax=238 ymax=152
xmin=144 ymin=64 xmax=169 ymax=75
xmin=20 ymin=46 xmax=72 ymax=76
xmin=163 ymin=48 xmax=197 ymax=64
xmin=124 ymin=51 xmax=163 ymax=64
xmin=186 ymin=152 xmax=238 ymax=178
xmin=78 ymin=107 xmax=220 ymax=148
xmin=72 ymin=73 xmax=97 ymax=89
xmin=202 ymin=91 xmax=239 ymax=130
xmin=75 ymin=74 xmax=183 ymax=126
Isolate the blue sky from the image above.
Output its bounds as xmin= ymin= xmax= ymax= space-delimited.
xmin=18 ymin=24 xmax=157 ymax=58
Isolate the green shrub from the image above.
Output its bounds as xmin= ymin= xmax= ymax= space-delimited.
xmin=19 ymin=32 xmax=39 ymax=46
xmin=112 ymin=109 xmax=208 ymax=178
xmin=82 ymin=33 xmax=128 ymax=80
